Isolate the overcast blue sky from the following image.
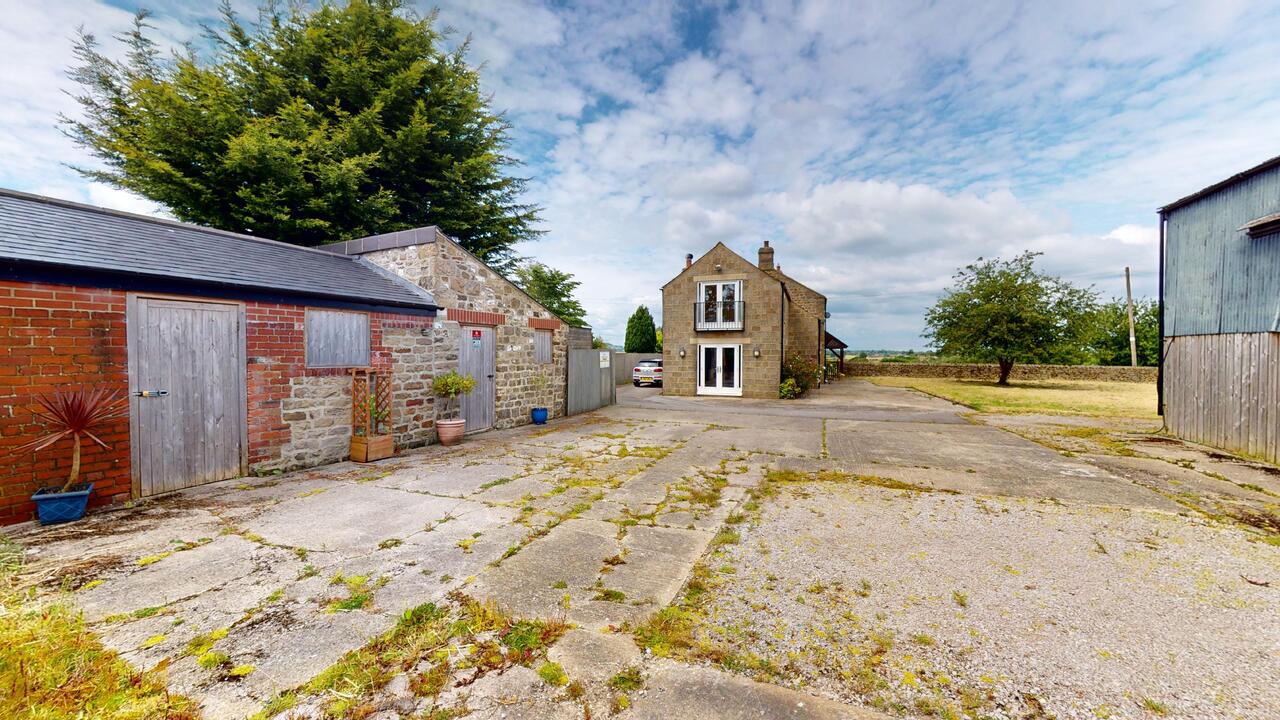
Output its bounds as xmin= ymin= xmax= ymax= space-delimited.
xmin=4 ymin=1 xmax=1280 ymax=348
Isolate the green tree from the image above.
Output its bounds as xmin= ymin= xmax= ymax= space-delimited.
xmin=655 ymin=328 xmax=663 ymax=351
xmin=591 ymin=336 xmax=609 ymax=350
xmin=514 ymin=263 xmax=586 ymax=326
xmin=1090 ymin=299 xmax=1159 ymax=366
xmin=924 ymin=252 xmax=1097 ymax=384
xmin=624 ymin=306 xmax=659 ymax=353
xmin=62 ymin=1 xmax=539 ymax=273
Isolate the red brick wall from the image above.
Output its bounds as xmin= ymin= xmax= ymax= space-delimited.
xmin=244 ymin=303 xmax=433 ymax=467
xmin=1 ymin=281 xmax=435 ymax=526
xmin=0 ymin=281 xmax=130 ymax=524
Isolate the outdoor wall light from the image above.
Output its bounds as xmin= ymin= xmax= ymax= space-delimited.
xmin=678 ymin=348 xmax=686 ymax=358
xmin=714 ymin=263 xmax=722 ymax=271
xmin=752 ymin=348 xmax=761 ymax=358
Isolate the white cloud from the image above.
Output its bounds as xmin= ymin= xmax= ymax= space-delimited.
xmin=3 ymin=0 xmax=1278 ymax=348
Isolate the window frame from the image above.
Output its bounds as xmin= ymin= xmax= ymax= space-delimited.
xmin=697 ymin=280 xmax=743 ymax=324
xmin=304 ymin=308 xmax=372 ymax=368
xmin=533 ymin=329 xmax=553 ymax=364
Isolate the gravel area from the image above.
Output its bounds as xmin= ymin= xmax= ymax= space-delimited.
xmin=698 ymin=478 xmax=1280 ymax=720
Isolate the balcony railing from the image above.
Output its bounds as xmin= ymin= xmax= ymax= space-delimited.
xmin=695 ymin=301 xmax=745 ymax=331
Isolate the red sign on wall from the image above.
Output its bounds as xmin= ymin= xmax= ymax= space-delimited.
xmin=471 ymin=330 xmax=482 ymax=339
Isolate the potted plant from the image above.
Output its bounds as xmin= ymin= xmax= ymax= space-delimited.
xmin=433 ymin=370 xmax=476 ymax=446
xmin=15 ymin=389 xmax=127 ymax=524
xmin=529 ymin=372 xmax=550 ymax=425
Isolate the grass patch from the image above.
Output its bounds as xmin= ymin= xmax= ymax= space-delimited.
xmin=866 ymin=376 xmax=1158 ymax=418
xmin=1140 ymin=697 xmax=1169 ymax=715
xmin=608 ymin=665 xmax=645 ymax=692
xmin=250 ymin=593 xmax=567 ymax=719
xmin=325 ymin=573 xmax=383 ymax=613
xmin=593 ymin=588 xmax=627 ymax=602
xmin=537 ymin=661 xmax=569 ymax=686
xmin=0 ymin=547 xmax=200 ymax=719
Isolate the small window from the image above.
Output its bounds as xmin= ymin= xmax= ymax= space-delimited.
xmin=305 ymin=309 xmax=370 ymax=368
xmin=534 ymin=329 xmax=552 ymax=364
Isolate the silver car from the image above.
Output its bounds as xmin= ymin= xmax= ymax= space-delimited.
xmin=632 ymin=359 xmax=663 ymax=387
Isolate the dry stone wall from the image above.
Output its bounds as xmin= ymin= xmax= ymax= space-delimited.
xmin=844 ymin=362 xmax=1157 ymax=383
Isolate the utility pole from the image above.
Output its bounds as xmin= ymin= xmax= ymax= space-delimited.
xmin=1125 ymin=266 xmax=1138 ymax=367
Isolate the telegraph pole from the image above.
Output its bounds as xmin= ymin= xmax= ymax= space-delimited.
xmin=1125 ymin=266 xmax=1138 ymax=367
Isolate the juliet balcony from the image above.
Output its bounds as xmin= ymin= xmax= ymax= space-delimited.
xmin=694 ymin=300 xmax=745 ymax=331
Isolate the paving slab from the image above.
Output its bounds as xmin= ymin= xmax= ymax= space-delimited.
xmin=547 ymin=628 xmax=641 ymax=684
xmin=76 ymin=535 xmax=270 ymax=620
xmin=630 ymin=660 xmax=883 ymax=720
xmin=242 ymin=484 xmax=477 ymax=552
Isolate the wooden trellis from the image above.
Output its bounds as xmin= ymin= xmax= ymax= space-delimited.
xmin=351 ymin=368 xmax=393 ymax=439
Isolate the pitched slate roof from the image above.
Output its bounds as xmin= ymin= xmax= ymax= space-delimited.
xmin=0 ymin=189 xmax=435 ymax=310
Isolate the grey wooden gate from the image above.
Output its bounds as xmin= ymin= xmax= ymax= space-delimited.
xmin=458 ymin=325 xmax=496 ymax=432
xmin=127 ymin=297 xmax=247 ymax=497
xmin=568 ymin=349 xmax=616 ymax=415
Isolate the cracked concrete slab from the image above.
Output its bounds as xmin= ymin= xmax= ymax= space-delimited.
xmin=630 ymin=660 xmax=882 ymax=719
xmin=13 ymin=378 xmax=1265 ymax=720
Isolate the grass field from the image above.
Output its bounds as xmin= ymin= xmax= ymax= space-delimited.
xmin=866 ymin=376 xmax=1159 ymax=418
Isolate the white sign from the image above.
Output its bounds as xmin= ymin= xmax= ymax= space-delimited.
xmin=599 ymin=351 xmax=611 ymax=368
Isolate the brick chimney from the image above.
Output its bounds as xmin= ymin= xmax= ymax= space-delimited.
xmin=685 ymin=253 xmax=693 ymax=269
xmin=758 ymin=240 xmax=774 ymax=271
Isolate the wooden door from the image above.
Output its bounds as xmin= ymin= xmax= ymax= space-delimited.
xmin=128 ymin=297 xmax=246 ymax=496
xmin=458 ymin=325 xmax=495 ymax=432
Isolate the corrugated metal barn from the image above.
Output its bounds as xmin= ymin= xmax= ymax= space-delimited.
xmin=1160 ymin=156 xmax=1280 ymax=464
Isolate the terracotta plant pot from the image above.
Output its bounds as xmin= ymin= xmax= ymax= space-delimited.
xmin=436 ymin=419 xmax=467 ymax=446
xmin=351 ymin=434 xmax=394 ymax=463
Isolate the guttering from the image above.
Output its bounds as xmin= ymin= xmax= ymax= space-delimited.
xmin=1157 ymin=210 xmax=1166 ymax=419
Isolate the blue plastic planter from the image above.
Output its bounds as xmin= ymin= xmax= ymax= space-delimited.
xmin=531 ymin=407 xmax=549 ymax=425
xmin=32 ymin=482 xmax=94 ymax=525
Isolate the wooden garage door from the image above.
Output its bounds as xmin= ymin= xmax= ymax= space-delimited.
xmin=128 ymin=297 xmax=246 ymax=496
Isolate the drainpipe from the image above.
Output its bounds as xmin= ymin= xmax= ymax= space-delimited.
xmin=1157 ymin=207 xmax=1167 ymax=417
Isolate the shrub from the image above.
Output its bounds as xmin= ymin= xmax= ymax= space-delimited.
xmin=432 ymin=371 xmax=477 ymax=418
xmin=781 ymin=353 xmax=820 ymax=395
xmin=778 ymin=378 xmax=802 ymax=400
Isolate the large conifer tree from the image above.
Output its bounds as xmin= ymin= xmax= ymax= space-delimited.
xmin=62 ymin=0 xmax=539 ymax=273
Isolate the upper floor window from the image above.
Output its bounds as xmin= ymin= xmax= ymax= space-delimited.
xmin=305 ymin=309 xmax=371 ymax=368
xmin=696 ymin=280 xmax=743 ymax=330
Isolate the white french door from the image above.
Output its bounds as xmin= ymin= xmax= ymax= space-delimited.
xmin=698 ymin=344 xmax=742 ymax=396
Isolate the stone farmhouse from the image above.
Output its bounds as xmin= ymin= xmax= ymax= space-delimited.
xmin=661 ymin=241 xmax=842 ymax=398
xmin=0 ymin=189 xmax=579 ymax=525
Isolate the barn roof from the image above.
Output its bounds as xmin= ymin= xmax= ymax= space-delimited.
xmin=1160 ymin=154 xmax=1280 ymax=213
xmin=0 ymin=188 xmax=436 ymax=311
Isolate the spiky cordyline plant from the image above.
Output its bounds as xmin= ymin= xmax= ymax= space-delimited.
xmin=14 ymin=389 xmax=128 ymax=493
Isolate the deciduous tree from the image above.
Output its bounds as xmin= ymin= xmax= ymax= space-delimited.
xmin=514 ymin=263 xmax=586 ymax=327
xmin=924 ymin=252 xmax=1097 ymax=384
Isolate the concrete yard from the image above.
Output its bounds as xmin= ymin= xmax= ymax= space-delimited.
xmin=7 ymin=379 xmax=1279 ymax=719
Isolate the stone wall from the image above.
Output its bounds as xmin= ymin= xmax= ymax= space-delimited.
xmin=661 ymin=243 xmax=785 ymax=398
xmin=844 ymin=362 xmax=1157 ymax=383
xmin=770 ymin=268 xmax=826 ymax=370
xmin=247 ymin=306 xmax=435 ymax=472
xmin=360 ymin=235 xmax=569 ymax=429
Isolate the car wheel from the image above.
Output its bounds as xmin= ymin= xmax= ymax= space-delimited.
xmin=633 ymin=381 xmax=640 ymax=387
xmin=655 ymin=381 xmax=663 ymax=387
